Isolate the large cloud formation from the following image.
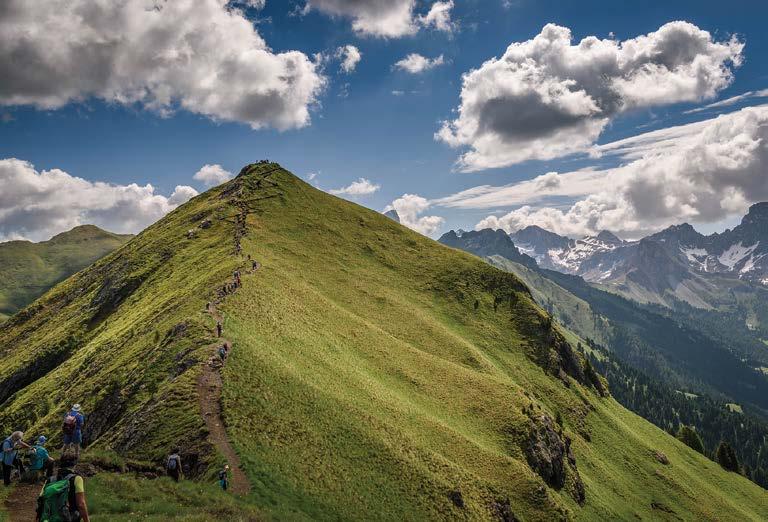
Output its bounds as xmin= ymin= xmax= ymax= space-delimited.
xmin=0 ymin=159 xmax=198 ymax=242
xmin=469 ymin=105 xmax=768 ymax=238
xmin=305 ymin=0 xmax=454 ymax=38
xmin=0 ymin=0 xmax=326 ymax=130
xmin=437 ymin=21 xmax=743 ymax=171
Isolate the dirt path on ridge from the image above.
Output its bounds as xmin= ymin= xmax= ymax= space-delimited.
xmin=197 ymin=300 xmax=251 ymax=496
xmin=194 ymin=163 xmax=278 ymax=496
xmin=5 ymin=483 xmax=40 ymax=521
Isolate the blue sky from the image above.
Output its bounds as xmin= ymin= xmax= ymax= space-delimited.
xmin=2 ymin=0 xmax=768 ymax=241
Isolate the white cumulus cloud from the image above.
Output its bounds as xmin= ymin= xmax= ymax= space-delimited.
xmin=418 ymin=1 xmax=455 ymax=33
xmin=466 ymin=105 xmax=768 ymax=238
xmin=305 ymin=0 xmax=454 ymax=38
xmin=0 ymin=159 xmax=198 ymax=242
xmin=336 ymin=45 xmax=363 ymax=73
xmin=193 ymin=165 xmax=234 ymax=187
xmin=437 ymin=21 xmax=743 ymax=171
xmin=329 ymin=178 xmax=381 ymax=196
xmin=0 ymin=0 xmax=326 ymax=131
xmin=394 ymin=54 xmax=446 ymax=74
xmin=384 ymin=194 xmax=444 ymax=236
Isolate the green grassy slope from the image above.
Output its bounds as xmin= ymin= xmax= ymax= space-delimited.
xmin=1 ymin=164 xmax=766 ymax=520
xmin=487 ymin=256 xmax=612 ymax=348
xmin=0 ymin=225 xmax=131 ymax=321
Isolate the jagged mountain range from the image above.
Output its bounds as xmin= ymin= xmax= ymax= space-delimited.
xmin=505 ymin=203 xmax=768 ymax=308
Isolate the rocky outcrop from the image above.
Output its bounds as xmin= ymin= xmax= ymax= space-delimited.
xmin=524 ymin=413 xmax=585 ymax=504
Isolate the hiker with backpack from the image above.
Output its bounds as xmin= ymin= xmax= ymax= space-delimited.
xmin=166 ymin=449 xmax=183 ymax=482
xmin=3 ymin=431 xmax=31 ymax=486
xmin=216 ymin=320 xmax=223 ymax=338
xmin=28 ymin=436 xmax=55 ymax=482
xmin=36 ymin=450 xmax=90 ymax=522
xmin=218 ymin=343 xmax=228 ymax=362
xmin=218 ymin=465 xmax=230 ymax=491
xmin=62 ymin=404 xmax=85 ymax=459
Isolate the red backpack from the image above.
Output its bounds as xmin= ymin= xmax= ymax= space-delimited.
xmin=62 ymin=414 xmax=77 ymax=436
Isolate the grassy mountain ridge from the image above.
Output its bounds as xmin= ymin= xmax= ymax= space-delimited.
xmin=0 ymin=224 xmax=132 ymax=322
xmin=1 ymin=163 xmax=767 ymax=519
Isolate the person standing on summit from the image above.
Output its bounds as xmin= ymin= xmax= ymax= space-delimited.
xmin=62 ymin=404 xmax=85 ymax=459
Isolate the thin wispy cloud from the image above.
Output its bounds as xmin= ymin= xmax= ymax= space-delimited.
xmin=683 ymin=89 xmax=768 ymax=114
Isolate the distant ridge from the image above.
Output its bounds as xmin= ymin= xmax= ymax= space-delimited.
xmin=0 ymin=225 xmax=132 ymax=322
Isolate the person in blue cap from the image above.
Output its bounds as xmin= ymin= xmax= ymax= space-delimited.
xmin=28 ymin=436 xmax=54 ymax=481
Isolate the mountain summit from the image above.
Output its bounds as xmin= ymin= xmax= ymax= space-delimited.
xmin=1 ymin=163 xmax=766 ymax=520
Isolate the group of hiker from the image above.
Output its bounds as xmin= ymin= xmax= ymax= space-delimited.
xmin=1 ymin=266 xmax=252 ymax=519
xmin=163 ymin=451 xmax=229 ymax=492
xmin=3 ymin=403 xmax=90 ymax=521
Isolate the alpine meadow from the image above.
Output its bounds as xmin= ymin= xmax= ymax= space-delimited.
xmin=1 ymin=164 xmax=766 ymax=520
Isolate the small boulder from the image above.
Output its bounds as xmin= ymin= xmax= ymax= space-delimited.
xmin=489 ymin=498 xmax=518 ymax=522
xmin=448 ymin=489 xmax=464 ymax=508
xmin=653 ymin=450 xmax=670 ymax=465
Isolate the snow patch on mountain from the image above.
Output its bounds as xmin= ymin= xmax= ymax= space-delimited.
xmin=718 ymin=242 xmax=759 ymax=270
xmin=681 ymin=246 xmax=709 ymax=269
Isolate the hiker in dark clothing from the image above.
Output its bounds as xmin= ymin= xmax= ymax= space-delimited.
xmin=36 ymin=450 xmax=90 ymax=522
xmin=3 ymin=431 xmax=31 ymax=486
xmin=218 ymin=344 xmax=228 ymax=362
xmin=218 ymin=465 xmax=230 ymax=491
xmin=166 ymin=449 xmax=183 ymax=482
xmin=216 ymin=321 xmax=223 ymax=338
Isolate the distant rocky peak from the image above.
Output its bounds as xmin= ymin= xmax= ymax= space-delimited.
xmin=384 ymin=209 xmax=400 ymax=223
xmin=741 ymin=202 xmax=768 ymax=226
xmin=595 ymin=230 xmax=623 ymax=244
xmin=649 ymin=223 xmax=703 ymax=246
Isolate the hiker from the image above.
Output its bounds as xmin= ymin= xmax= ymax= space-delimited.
xmin=62 ymin=404 xmax=85 ymax=459
xmin=3 ymin=431 xmax=31 ymax=486
xmin=251 ymin=260 xmax=260 ymax=272
xmin=28 ymin=436 xmax=54 ymax=482
xmin=218 ymin=465 xmax=230 ymax=491
xmin=36 ymin=450 xmax=90 ymax=522
xmin=234 ymin=270 xmax=241 ymax=287
xmin=216 ymin=320 xmax=223 ymax=338
xmin=218 ymin=344 xmax=228 ymax=362
xmin=166 ymin=448 xmax=183 ymax=482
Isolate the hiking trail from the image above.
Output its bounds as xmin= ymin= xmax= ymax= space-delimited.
xmin=5 ymin=483 xmax=40 ymax=522
xmin=197 ymin=166 xmax=281 ymax=495
xmin=198 ymin=301 xmax=251 ymax=496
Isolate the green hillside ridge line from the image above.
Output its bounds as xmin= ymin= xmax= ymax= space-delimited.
xmin=0 ymin=163 xmax=766 ymax=520
xmin=0 ymin=224 xmax=132 ymax=321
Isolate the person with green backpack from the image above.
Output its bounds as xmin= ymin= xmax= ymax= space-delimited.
xmin=36 ymin=450 xmax=90 ymax=522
